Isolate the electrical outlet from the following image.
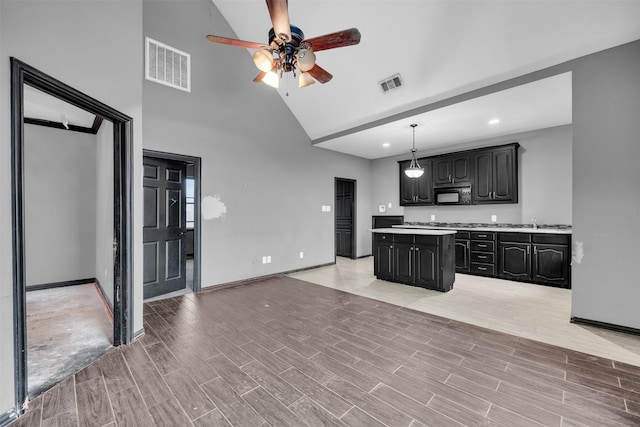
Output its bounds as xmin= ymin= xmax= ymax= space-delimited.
xmin=266 ymin=255 xmax=271 ymax=263
xmin=388 ymin=202 xmax=392 ymax=209
xmin=321 ymin=205 xmax=332 ymax=212
xmin=491 ymin=215 xmax=497 ymax=222
xmin=430 ymin=215 xmax=436 ymax=221
xmin=379 ymin=204 xmax=386 ymax=213
xmin=299 ymin=251 xmax=304 ymax=259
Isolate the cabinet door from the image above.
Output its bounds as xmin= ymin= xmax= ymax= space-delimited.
xmin=473 ymin=151 xmax=493 ymax=203
xmin=533 ymin=244 xmax=570 ymax=287
xmin=499 ymin=243 xmax=530 ymax=279
xmin=399 ymin=160 xmax=417 ymax=205
xmin=393 ymin=243 xmax=414 ymax=283
xmin=433 ymin=157 xmax=451 ymax=185
xmin=455 ymin=240 xmax=470 ymax=272
xmin=414 ymin=159 xmax=433 ymax=204
xmin=415 ymin=245 xmax=439 ymax=288
xmin=451 ymin=154 xmax=471 ymax=184
xmin=375 ymin=240 xmax=394 ymax=280
xmin=493 ymin=147 xmax=517 ymax=202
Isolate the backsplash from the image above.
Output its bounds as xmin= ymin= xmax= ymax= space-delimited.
xmin=404 ymin=221 xmax=572 ymax=230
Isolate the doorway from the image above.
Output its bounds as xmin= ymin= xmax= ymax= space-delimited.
xmin=143 ymin=150 xmax=201 ymax=300
xmin=335 ymin=178 xmax=356 ymax=259
xmin=10 ymin=58 xmax=133 ymax=413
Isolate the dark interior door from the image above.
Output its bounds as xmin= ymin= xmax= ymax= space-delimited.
xmin=335 ymin=179 xmax=355 ymax=258
xmin=143 ymin=157 xmax=187 ymax=299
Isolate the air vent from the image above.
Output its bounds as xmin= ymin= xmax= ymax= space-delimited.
xmin=379 ymin=74 xmax=403 ymax=93
xmin=145 ymin=37 xmax=191 ymax=92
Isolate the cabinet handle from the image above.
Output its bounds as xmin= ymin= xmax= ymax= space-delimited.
xmin=527 ymin=246 xmax=530 ymax=255
xmin=478 ymin=234 xmax=487 ymax=238
xmin=478 ymin=266 xmax=487 ymax=271
xmin=416 ymin=247 xmax=420 ymax=251
xmin=478 ymin=244 xmax=487 ymax=248
xmin=478 ymin=255 xmax=487 ymax=259
xmin=466 ymin=241 xmax=470 ymax=249
xmin=408 ymin=252 xmax=412 ymax=276
xmin=448 ymin=174 xmax=452 ymax=182
xmin=534 ymin=246 xmax=537 ymax=255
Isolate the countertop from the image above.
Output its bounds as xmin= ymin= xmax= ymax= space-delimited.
xmin=393 ymin=223 xmax=572 ymax=234
xmin=369 ymin=228 xmax=457 ymax=236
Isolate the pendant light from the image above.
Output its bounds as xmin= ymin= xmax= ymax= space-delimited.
xmin=405 ymin=123 xmax=424 ymax=178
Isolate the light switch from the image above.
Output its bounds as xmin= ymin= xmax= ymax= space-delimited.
xmin=388 ymin=203 xmax=392 ymax=209
xmin=430 ymin=215 xmax=436 ymax=221
xmin=491 ymin=215 xmax=497 ymax=222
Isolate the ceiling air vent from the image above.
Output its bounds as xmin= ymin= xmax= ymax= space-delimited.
xmin=379 ymin=74 xmax=403 ymax=93
xmin=145 ymin=37 xmax=191 ymax=92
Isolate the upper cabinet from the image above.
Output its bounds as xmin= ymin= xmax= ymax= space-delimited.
xmin=398 ymin=142 xmax=519 ymax=206
xmin=399 ymin=159 xmax=433 ymax=206
xmin=433 ymin=154 xmax=472 ymax=186
xmin=472 ymin=144 xmax=518 ymax=204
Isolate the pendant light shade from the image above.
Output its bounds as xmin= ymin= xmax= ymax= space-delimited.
xmin=405 ymin=124 xmax=424 ymax=178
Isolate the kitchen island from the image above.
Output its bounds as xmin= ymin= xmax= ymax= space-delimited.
xmin=371 ymin=228 xmax=456 ymax=292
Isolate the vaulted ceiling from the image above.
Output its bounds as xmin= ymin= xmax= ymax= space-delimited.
xmin=211 ymin=0 xmax=640 ymax=159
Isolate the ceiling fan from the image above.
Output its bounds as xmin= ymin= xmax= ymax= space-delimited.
xmin=206 ymin=0 xmax=361 ymax=89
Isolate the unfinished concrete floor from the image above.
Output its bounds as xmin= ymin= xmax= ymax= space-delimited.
xmin=26 ymin=283 xmax=113 ymax=396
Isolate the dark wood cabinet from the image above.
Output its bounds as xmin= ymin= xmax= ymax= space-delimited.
xmin=399 ymin=159 xmax=433 ymax=205
xmin=433 ymin=154 xmax=472 ymax=186
xmin=454 ymin=230 xmax=470 ymax=273
xmin=469 ymin=231 xmax=497 ymax=276
xmin=373 ymin=232 xmax=455 ymax=292
xmin=374 ymin=234 xmax=394 ymax=281
xmin=498 ymin=232 xmax=571 ymax=288
xmin=473 ymin=144 xmax=518 ymax=204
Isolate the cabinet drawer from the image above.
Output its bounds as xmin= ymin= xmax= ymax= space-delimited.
xmin=375 ymin=233 xmax=394 ymax=242
xmin=471 ymin=252 xmax=495 ymax=264
xmin=532 ymin=233 xmax=570 ymax=245
xmin=498 ymin=232 xmax=530 ymax=243
xmin=471 ymin=232 xmax=495 ymax=241
xmin=415 ymin=235 xmax=439 ymax=245
xmin=470 ymin=263 xmax=495 ymax=275
xmin=455 ymin=230 xmax=470 ymax=239
xmin=471 ymin=241 xmax=495 ymax=252
xmin=394 ymin=234 xmax=415 ymax=244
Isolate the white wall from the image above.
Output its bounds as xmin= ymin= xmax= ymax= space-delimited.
xmin=142 ymin=0 xmax=373 ymax=289
xmin=372 ymin=124 xmax=572 ymax=226
xmin=1 ymin=0 xmax=143 ymax=417
xmin=23 ymin=125 xmax=97 ymax=287
xmin=95 ymin=121 xmax=114 ymax=307
xmin=571 ymin=40 xmax=640 ymax=329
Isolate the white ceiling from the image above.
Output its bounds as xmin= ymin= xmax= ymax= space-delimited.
xmin=211 ymin=0 xmax=640 ymax=159
xmin=24 ymin=85 xmax=96 ymax=128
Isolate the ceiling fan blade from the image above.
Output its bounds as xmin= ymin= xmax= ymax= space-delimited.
xmin=253 ymin=71 xmax=267 ymax=83
xmin=266 ymin=0 xmax=291 ymax=42
xmin=307 ymin=64 xmax=332 ymax=84
xmin=206 ymin=35 xmax=266 ymax=50
xmin=303 ymin=28 xmax=361 ymax=52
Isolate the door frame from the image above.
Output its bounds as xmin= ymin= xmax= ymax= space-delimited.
xmin=334 ymin=177 xmax=357 ymax=260
xmin=142 ymin=150 xmax=202 ymax=294
xmin=10 ymin=58 xmax=134 ymax=413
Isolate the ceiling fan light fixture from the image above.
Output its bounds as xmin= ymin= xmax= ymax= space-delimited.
xmin=404 ymin=124 xmax=425 ymax=178
xmin=298 ymin=71 xmax=315 ymax=88
xmin=261 ymin=71 xmax=280 ymax=88
xmin=253 ymin=49 xmax=275 ymax=72
xmin=296 ymin=48 xmax=316 ymax=72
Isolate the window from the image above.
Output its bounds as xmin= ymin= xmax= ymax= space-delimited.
xmin=186 ymin=178 xmax=195 ymax=229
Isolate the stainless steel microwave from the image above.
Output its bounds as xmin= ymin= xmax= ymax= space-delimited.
xmin=434 ymin=185 xmax=472 ymax=205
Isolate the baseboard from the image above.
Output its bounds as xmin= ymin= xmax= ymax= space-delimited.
xmin=133 ymin=328 xmax=145 ymax=340
xmin=200 ymin=262 xmax=336 ymax=294
xmin=94 ymin=279 xmax=114 ymax=324
xmin=356 ymin=254 xmax=372 ymax=259
xmin=570 ymin=317 xmax=640 ymax=336
xmin=0 ymin=407 xmax=18 ymax=427
xmin=26 ymin=277 xmax=96 ymax=292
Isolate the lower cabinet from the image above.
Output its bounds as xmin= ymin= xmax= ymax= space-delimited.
xmin=498 ymin=233 xmax=571 ymax=288
xmin=373 ymin=233 xmax=455 ymax=292
xmin=454 ymin=231 xmax=470 ymax=273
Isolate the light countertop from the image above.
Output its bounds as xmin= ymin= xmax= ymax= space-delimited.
xmin=369 ymin=228 xmax=457 ymax=236
xmin=393 ymin=224 xmax=572 ymax=234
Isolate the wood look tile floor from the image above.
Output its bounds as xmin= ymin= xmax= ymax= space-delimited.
xmin=12 ymin=270 xmax=640 ymax=426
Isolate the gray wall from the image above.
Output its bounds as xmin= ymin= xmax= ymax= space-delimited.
xmin=571 ymin=41 xmax=640 ymax=329
xmin=24 ymin=124 xmax=97 ymax=287
xmin=0 ymin=0 xmax=143 ymax=416
xmin=95 ymin=121 xmax=114 ymax=307
xmin=142 ymin=0 xmax=373 ymax=288
xmin=372 ymin=124 xmax=573 ymax=225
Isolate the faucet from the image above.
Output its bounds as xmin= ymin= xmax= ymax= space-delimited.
xmin=531 ymin=217 xmax=538 ymax=229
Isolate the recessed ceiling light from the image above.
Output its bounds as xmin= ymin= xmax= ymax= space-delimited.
xmin=489 ymin=118 xmax=500 ymax=125
xmin=382 ymin=143 xmax=390 ymax=148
